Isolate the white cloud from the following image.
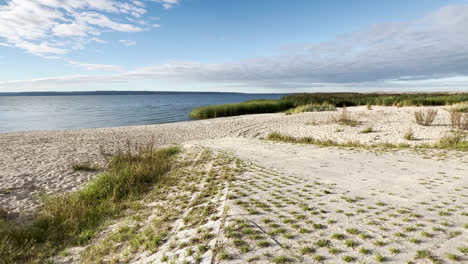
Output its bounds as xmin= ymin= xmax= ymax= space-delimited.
xmin=0 ymin=0 xmax=180 ymax=57
xmin=69 ymin=61 xmax=122 ymax=72
xmin=153 ymin=0 xmax=179 ymax=9
xmin=119 ymin=39 xmax=137 ymax=46
xmin=1 ymin=4 xmax=468 ymax=92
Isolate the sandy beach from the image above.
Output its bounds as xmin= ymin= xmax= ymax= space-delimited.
xmin=0 ymin=106 xmax=464 ymax=215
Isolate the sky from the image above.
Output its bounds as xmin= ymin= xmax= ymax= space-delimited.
xmin=0 ymin=0 xmax=468 ymax=93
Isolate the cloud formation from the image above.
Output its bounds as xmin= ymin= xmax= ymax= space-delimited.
xmin=0 ymin=0 xmax=176 ymax=56
xmin=69 ymin=61 xmax=122 ymax=72
xmin=153 ymin=0 xmax=179 ymax=9
xmin=125 ymin=4 xmax=468 ymax=86
xmin=1 ymin=4 xmax=468 ymax=91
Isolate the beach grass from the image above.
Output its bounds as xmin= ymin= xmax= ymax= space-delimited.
xmin=285 ymin=103 xmax=336 ymax=115
xmin=190 ymin=93 xmax=468 ymax=119
xmin=0 ymin=145 xmax=180 ymax=264
xmin=266 ymin=131 xmax=468 ymax=151
xmin=190 ymin=99 xmax=293 ymax=119
xmin=282 ymin=93 xmax=468 ymax=107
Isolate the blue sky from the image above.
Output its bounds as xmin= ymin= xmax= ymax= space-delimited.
xmin=0 ymin=0 xmax=468 ymax=93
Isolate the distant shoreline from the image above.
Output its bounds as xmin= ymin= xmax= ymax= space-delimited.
xmin=1 ymin=91 xmax=467 ymax=96
xmin=0 ymin=91 xmax=289 ymax=96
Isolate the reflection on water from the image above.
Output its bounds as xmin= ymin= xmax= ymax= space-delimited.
xmin=0 ymin=93 xmax=285 ymax=133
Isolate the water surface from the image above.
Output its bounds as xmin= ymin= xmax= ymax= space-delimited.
xmin=0 ymin=92 xmax=286 ymax=133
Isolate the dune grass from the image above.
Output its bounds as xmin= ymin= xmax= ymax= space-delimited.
xmin=266 ymin=131 xmax=468 ymax=151
xmin=447 ymin=102 xmax=468 ymax=113
xmin=190 ymin=93 xmax=468 ymax=119
xmin=0 ymin=145 xmax=180 ymax=264
xmin=447 ymin=102 xmax=468 ymax=130
xmin=282 ymin=93 xmax=468 ymax=107
xmin=190 ymin=99 xmax=293 ymax=119
xmin=285 ymin=103 xmax=336 ymax=115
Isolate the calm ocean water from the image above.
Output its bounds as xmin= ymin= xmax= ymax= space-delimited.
xmin=0 ymin=92 xmax=286 ymax=133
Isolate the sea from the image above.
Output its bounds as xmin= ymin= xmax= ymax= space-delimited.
xmin=0 ymin=92 xmax=287 ymax=133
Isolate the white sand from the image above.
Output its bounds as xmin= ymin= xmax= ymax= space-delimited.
xmin=0 ymin=106 xmax=463 ymax=215
xmin=191 ymin=138 xmax=467 ymax=263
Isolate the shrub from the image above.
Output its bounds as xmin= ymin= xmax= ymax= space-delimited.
xmin=447 ymin=103 xmax=468 ymax=131
xmin=403 ymin=128 xmax=416 ymax=140
xmin=285 ymin=103 xmax=336 ymax=115
xmin=414 ymin=109 xmax=438 ymax=126
xmin=331 ymin=107 xmax=361 ymax=126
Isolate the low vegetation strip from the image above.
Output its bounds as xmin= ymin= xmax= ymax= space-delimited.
xmin=282 ymin=93 xmax=468 ymax=107
xmin=266 ymin=131 xmax=468 ymax=151
xmin=285 ymin=103 xmax=336 ymax=115
xmin=190 ymin=93 xmax=468 ymax=119
xmin=190 ymin=99 xmax=293 ymax=119
xmin=0 ymin=145 xmax=180 ymax=264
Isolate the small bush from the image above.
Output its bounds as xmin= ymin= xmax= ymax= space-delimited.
xmin=449 ymin=111 xmax=468 ymax=130
xmin=332 ymin=107 xmax=361 ymax=126
xmin=403 ymin=128 xmax=416 ymax=140
xmin=285 ymin=103 xmax=336 ymax=115
xmin=414 ymin=109 xmax=438 ymax=126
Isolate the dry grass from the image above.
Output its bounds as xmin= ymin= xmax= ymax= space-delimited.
xmin=449 ymin=111 xmax=468 ymax=130
xmin=403 ymin=128 xmax=416 ymax=140
xmin=285 ymin=103 xmax=336 ymax=115
xmin=331 ymin=107 xmax=361 ymax=127
xmin=266 ymin=132 xmax=467 ymax=151
xmin=414 ymin=109 xmax=438 ymax=126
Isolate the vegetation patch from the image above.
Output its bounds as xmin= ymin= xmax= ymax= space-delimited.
xmin=285 ymin=103 xmax=336 ymax=115
xmin=0 ymin=145 xmax=180 ymax=264
xmin=191 ymin=93 xmax=468 ymax=119
xmin=190 ymin=99 xmax=293 ymax=118
xmin=447 ymin=102 xmax=468 ymax=130
xmin=414 ymin=109 xmax=438 ymax=126
xmin=331 ymin=107 xmax=361 ymax=127
xmin=282 ymin=93 xmax=468 ymax=107
xmin=71 ymin=160 xmax=100 ymax=172
xmin=266 ymin=131 xmax=468 ymax=151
